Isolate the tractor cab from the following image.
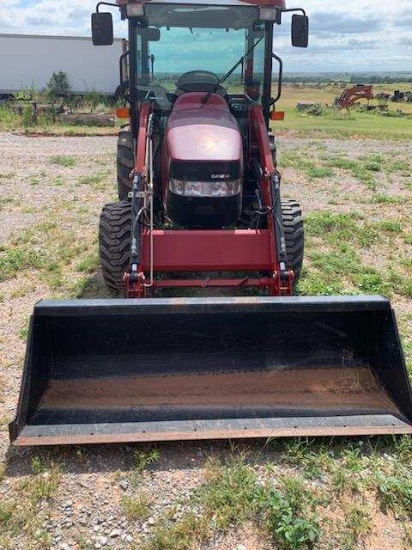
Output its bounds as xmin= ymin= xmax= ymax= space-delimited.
xmin=93 ymin=0 xmax=308 ymax=229
xmin=93 ymin=0 xmax=308 ymax=122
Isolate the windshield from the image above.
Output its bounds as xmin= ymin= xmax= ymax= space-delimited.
xmin=134 ymin=4 xmax=266 ymax=99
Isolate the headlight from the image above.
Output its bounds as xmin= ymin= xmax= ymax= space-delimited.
xmin=169 ymin=179 xmax=241 ymax=197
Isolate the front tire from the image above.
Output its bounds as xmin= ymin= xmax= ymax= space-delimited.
xmin=117 ymin=128 xmax=133 ymax=201
xmin=99 ymin=201 xmax=131 ymax=293
xmin=282 ymin=199 xmax=304 ymax=285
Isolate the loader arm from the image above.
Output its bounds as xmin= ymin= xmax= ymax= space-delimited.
xmin=125 ymin=99 xmax=293 ymax=297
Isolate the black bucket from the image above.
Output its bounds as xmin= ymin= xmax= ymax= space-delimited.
xmin=9 ymin=296 xmax=412 ymax=446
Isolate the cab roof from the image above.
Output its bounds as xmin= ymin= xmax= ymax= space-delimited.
xmin=117 ymin=0 xmax=286 ymax=9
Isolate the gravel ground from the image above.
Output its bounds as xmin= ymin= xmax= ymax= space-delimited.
xmin=0 ymin=131 xmax=411 ymax=550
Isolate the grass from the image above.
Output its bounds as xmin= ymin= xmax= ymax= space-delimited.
xmin=28 ymin=456 xmax=62 ymax=504
xmin=0 ymin=86 xmax=411 ymax=550
xmin=377 ymin=220 xmax=403 ymax=233
xmin=274 ymin=107 xmax=412 ymax=140
xmin=133 ymin=448 xmax=161 ymax=474
xmin=0 ymin=244 xmax=44 ymax=282
xmin=256 ymin=476 xmax=321 ymax=549
xmin=273 ymin=83 xmax=412 ymax=140
xmin=77 ymin=172 xmax=107 ymax=189
xmin=0 ymin=456 xmax=61 ymax=548
xmin=141 ymin=440 xmax=412 ymax=550
xmin=76 ymin=253 xmax=100 ymax=274
xmin=49 ymin=155 xmax=76 ymax=167
xmin=144 ymin=451 xmax=322 ymax=550
xmin=145 ymin=452 xmax=257 ymax=550
xmin=339 ymin=501 xmax=373 ymax=549
xmin=304 ymin=211 xmax=374 ymax=248
xmin=121 ymin=493 xmax=152 ymax=521
xmin=376 ymin=472 xmax=412 ymax=519
xmin=123 ymin=448 xmax=161 ymax=488
xmin=0 ymin=214 xmax=100 ymax=295
xmin=372 ymin=194 xmax=404 ymax=204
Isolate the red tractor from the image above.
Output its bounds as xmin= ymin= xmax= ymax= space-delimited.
xmin=95 ymin=0 xmax=309 ymax=297
xmin=334 ymin=84 xmax=374 ymax=109
xmin=9 ymin=0 xmax=412 ymax=446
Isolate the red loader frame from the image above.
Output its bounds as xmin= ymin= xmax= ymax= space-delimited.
xmin=124 ymin=102 xmax=294 ymax=298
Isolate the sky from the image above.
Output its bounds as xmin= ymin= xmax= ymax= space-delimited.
xmin=0 ymin=0 xmax=411 ymax=73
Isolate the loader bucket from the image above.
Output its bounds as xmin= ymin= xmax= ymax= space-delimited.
xmin=10 ymin=296 xmax=412 ymax=446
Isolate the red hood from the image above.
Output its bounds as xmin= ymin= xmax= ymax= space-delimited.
xmin=166 ymin=93 xmax=242 ymax=162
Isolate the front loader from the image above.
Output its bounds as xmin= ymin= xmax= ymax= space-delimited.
xmin=10 ymin=0 xmax=412 ymax=446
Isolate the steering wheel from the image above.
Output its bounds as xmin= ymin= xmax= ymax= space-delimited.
xmin=114 ymin=80 xmax=173 ymax=107
xmin=175 ymin=70 xmax=221 ymax=93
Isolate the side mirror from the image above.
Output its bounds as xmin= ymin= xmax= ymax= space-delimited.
xmin=91 ymin=12 xmax=114 ymax=46
xmin=291 ymin=14 xmax=309 ymax=48
xmin=140 ymin=27 xmax=161 ymax=42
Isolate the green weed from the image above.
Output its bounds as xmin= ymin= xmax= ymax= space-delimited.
xmin=76 ymin=253 xmax=100 ymax=274
xmin=372 ymin=194 xmax=404 ymax=204
xmin=121 ymin=493 xmax=152 ymax=521
xmin=0 ymin=457 xmax=62 ymax=548
xmin=305 ymin=211 xmax=378 ymax=248
xmin=309 ymin=247 xmax=358 ymax=276
xmin=389 ymin=270 xmax=412 ymax=297
xmin=70 ymin=275 xmax=109 ymax=299
xmin=363 ymin=161 xmax=381 ymax=172
xmin=196 ymin=454 xmax=257 ymax=529
xmin=339 ymin=501 xmax=372 ymax=549
xmin=0 ymin=245 xmax=44 ymax=282
xmin=0 ymin=105 xmax=22 ymax=128
xmin=27 ymin=456 xmax=61 ymax=504
xmin=306 ymin=166 xmax=334 ymax=179
xmin=351 ymin=165 xmax=376 ymax=189
xmin=404 ymin=525 xmax=412 ymax=548
xmin=0 ymin=501 xmax=25 ymax=538
xmin=375 ymin=471 xmax=412 ymax=519
xmin=0 ymin=197 xmax=15 ymax=210
xmin=377 ymin=220 xmax=403 ymax=233
xmin=145 ymin=451 xmax=324 ymax=550
xmin=18 ymin=316 xmax=30 ymax=341
xmin=386 ymin=159 xmax=410 ymax=173
xmin=78 ymin=173 xmax=106 ymax=187
xmin=133 ymin=448 xmax=161 ymax=473
xmin=325 ymin=156 xmax=358 ymax=171
xmin=49 ymin=155 xmax=76 ymax=167
xmin=329 ymin=448 xmax=366 ymax=495
xmin=147 ymin=511 xmax=210 ymax=550
xmin=144 ymin=452 xmax=256 ymax=549
xmin=274 ymin=438 xmax=333 ymax=480
xmin=52 ymin=175 xmax=64 ymax=186
xmin=324 ymin=154 xmax=383 ymax=187
xmin=29 ymin=176 xmax=40 ymax=186
xmin=256 ymin=476 xmax=321 ymax=550
xmin=356 ymin=272 xmax=389 ymax=295
xmin=297 ymin=272 xmax=345 ymax=296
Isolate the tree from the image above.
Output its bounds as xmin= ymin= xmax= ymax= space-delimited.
xmin=46 ymin=71 xmax=71 ymax=100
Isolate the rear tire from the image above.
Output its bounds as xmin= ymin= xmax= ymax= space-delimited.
xmin=282 ymin=199 xmax=304 ymax=285
xmin=117 ymin=127 xmax=133 ymax=201
xmin=99 ymin=201 xmax=131 ymax=293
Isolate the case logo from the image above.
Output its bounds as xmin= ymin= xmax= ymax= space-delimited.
xmin=211 ymin=173 xmax=231 ymax=179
